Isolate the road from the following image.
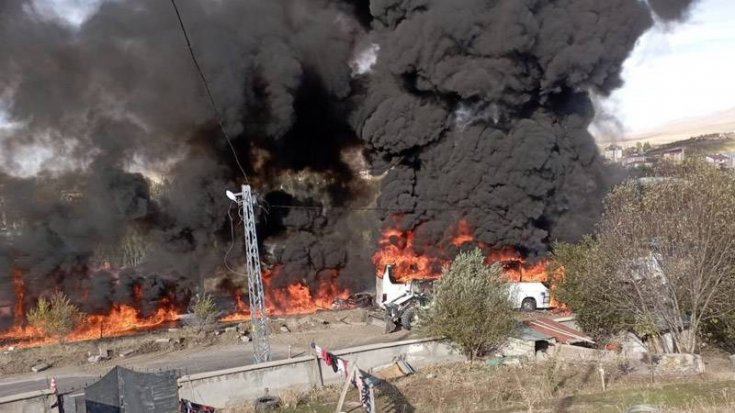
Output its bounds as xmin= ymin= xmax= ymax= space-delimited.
xmin=0 ymin=323 xmax=408 ymax=398
xmin=0 ymin=343 xmax=292 ymax=398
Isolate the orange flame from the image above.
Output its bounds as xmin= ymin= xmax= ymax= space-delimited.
xmin=4 ymin=261 xmax=350 ymax=347
xmin=373 ymin=226 xmax=443 ymax=281
xmin=372 ymin=218 xmax=561 ymax=292
xmin=219 ymin=267 xmax=349 ymax=322
xmin=1 ymin=300 xmax=180 ymax=349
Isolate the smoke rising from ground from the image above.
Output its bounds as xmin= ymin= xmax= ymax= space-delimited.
xmin=0 ymin=0 xmax=698 ymax=324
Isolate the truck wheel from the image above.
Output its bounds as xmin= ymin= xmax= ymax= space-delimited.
xmin=521 ymin=298 xmax=537 ymax=312
xmin=401 ymin=308 xmax=416 ymax=330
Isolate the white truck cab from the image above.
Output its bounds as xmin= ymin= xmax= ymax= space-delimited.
xmin=376 ymin=264 xmax=552 ymax=312
xmin=376 ymin=264 xmax=433 ymax=310
xmin=506 ymin=282 xmax=552 ymax=311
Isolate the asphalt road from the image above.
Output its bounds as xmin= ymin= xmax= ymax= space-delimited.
xmin=0 ymin=323 xmax=405 ymax=399
xmin=0 ymin=344 xmax=290 ymax=398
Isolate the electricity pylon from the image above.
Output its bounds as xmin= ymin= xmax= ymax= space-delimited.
xmin=226 ymin=185 xmax=271 ymax=363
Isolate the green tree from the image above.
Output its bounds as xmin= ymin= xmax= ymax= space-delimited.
xmin=554 ymin=160 xmax=735 ymax=353
xmin=190 ymin=293 xmax=218 ymax=330
xmin=553 ymin=238 xmax=631 ymax=342
xmin=420 ymin=248 xmax=516 ymax=360
xmin=27 ymin=291 xmax=85 ymax=342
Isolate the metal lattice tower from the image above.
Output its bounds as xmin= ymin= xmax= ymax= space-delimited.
xmin=239 ymin=185 xmax=271 ymax=363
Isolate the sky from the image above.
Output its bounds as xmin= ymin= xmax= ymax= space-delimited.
xmin=3 ymin=0 xmax=735 ymax=139
xmin=597 ymin=0 xmax=735 ymax=136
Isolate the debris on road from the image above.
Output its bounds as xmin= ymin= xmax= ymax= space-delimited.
xmin=155 ymin=338 xmax=172 ymax=344
xmin=332 ymin=293 xmax=373 ymax=311
xmin=119 ymin=349 xmax=136 ymax=358
xmin=31 ymin=363 xmax=49 ymax=373
xmin=88 ymin=355 xmax=104 ymax=364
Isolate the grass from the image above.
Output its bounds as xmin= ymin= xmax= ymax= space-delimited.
xmin=229 ymin=361 xmax=735 ymax=413
xmin=554 ymin=380 xmax=735 ymax=413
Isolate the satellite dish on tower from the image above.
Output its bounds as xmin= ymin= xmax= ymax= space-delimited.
xmin=225 ymin=190 xmax=238 ymax=202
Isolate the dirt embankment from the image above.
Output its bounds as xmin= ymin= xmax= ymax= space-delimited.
xmin=0 ymin=308 xmax=378 ymax=376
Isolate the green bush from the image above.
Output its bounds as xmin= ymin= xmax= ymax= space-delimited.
xmin=27 ymin=291 xmax=85 ymax=342
xmin=420 ymin=248 xmax=516 ymax=360
xmin=191 ymin=293 xmax=218 ymax=329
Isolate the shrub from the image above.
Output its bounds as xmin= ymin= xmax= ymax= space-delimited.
xmin=191 ymin=293 xmax=218 ymax=329
xmin=27 ymin=291 xmax=85 ymax=342
xmin=420 ymin=248 xmax=516 ymax=360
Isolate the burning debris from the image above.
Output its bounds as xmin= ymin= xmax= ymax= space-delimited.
xmin=0 ymin=0 xmax=698 ymax=345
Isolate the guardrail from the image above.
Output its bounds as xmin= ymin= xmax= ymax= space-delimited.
xmin=177 ymin=337 xmax=461 ymax=408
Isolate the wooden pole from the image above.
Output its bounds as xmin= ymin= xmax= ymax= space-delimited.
xmin=368 ymin=383 xmax=376 ymax=413
xmin=598 ymin=366 xmax=606 ymax=392
xmin=335 ymin=362 xmax=358 ymax=413
xmin=314 ymin=355 xmax=325 ymax=388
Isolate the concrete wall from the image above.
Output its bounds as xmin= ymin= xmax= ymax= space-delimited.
xmin=0 ymin=389 xmax=57 ymax=413
xmin=178 ymin=337 xmax=460 ymax=408
xmin=554 ymin=343 xmax=620 ymax=363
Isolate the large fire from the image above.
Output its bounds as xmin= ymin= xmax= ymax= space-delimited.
xmin=0 ymin=302 xmax=180 ymax=349
xmin=372 ymin=218 xmax=558 ymax=285
xmin=2 ymin=265 xmax=349 ymax=348
xmin=220 ymin=267 xmax=349 ymax=322
xmin=1 ymin=218 xmax=563 ymax=349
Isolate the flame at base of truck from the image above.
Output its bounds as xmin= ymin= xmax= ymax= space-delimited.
xmin=373 ymin=219 xmax=556 ymax=284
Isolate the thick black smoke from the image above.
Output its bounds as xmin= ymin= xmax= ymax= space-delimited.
xmin=0 ymin=0 xmax=698 ymax=327
xmin=0 ymin=0 xmax=371 ymax=326
xmin=648 ymin=0 xmax=697 ymax=21
xmin=354 ymin=0 xmax=697 ymax=258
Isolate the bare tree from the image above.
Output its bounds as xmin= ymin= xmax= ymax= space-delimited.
xmin=27 ymin=291 xmax=85 ymax=342
xmin=555 ymin=161 xmax=735 ymax=353
xmin=420 ymin=248 xmax=516 ymax=360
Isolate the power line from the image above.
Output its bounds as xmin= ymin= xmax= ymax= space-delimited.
xmin=266 ymin=204 xmax=493 ymax=213
xmin=169 ymin=0 xmax=248 ymax=181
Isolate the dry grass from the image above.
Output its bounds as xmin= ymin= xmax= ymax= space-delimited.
xmin=237 ymin=359 xmax=735 ymax=413
xmin=222 ymin=385 xmax=336 ymax=413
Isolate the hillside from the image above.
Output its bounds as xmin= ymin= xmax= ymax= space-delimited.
xmin=597 ymin=107 xmax=735 ymax=148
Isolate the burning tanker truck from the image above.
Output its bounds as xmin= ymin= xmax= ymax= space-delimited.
xmin=376 ymin=263 xmax=552 ymax=332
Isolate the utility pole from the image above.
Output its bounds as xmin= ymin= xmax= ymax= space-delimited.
xmin=226 ymin=185 xmax=271 ymax=363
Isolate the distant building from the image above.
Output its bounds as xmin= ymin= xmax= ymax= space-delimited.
xmin=623 ymin=155 xmax=653 ymax=169
xmin=705 ymin=154 xmax=732 ymax=168
xmin=603 ymin=144 xmax=624 ymax=162
xmin=660 ymin=147 xmax=685 ymax=163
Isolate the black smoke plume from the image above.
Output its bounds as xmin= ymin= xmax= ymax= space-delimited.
xmin=354 ymin=0 xmax=697 ymax=258
xmin=0 ymin=0 xmax=698 ymax=328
